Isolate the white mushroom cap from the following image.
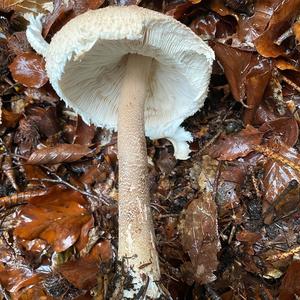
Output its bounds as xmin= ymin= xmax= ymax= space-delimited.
xmin=27 ymin=6 xmax=214 ymax=159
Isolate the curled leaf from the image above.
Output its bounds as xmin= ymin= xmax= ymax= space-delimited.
xmin=28 ymin=144 xmax=92 ymax=165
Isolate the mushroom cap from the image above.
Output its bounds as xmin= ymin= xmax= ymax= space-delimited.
xmin=28 ymin=6 xmax=214 ymax=159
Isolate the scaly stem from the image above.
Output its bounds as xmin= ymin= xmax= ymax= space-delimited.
xmin=118 ymin=54 xmax=161 ymax=298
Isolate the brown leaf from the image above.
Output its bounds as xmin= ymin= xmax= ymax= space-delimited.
xmin=0 ymin=265 xmax=44 ymax=293
xmin=27 ymin=106 xmax=60 ymax=138
xmin=180 ymin=193 xmax=220 ymax=284
xmin=28 ymin=144 xmax=92 ymax=165
xmin=7 ymin=31 xmax=32 ymax=56
xmin=58 ymin=240 xmax=112 ymax=289
xmin=14 ymin=186 xmax=94 ymax=252
xmin=0 ymin=0 xmax=50 ymax=14
xmin=259 ymin=117 xmax=299 ymax=147
xmin=208 ymin=125 xmax=263 ymax=161
xmin=2 ymin=109 xmax=21 ymax=128
xmin=16 ymin=284 xmax=53 ymax=300
xmin=9 ymin=52 xmax=48 ymax=88
xmin=43 ymin=0 xmax=105 ymax=37
xmin=254 ymin=0 xmax=300 ymax=58
xmin=257 ymin=143 xmax=300 ymax=216
xmin=73 ymin=116 xmax=95 ymax=145
xmin=191 ymin=12 xmax=237 ymax=40
xmin=279 ymin=260 xmax=300 ymax=299
xmin=211 ymin=42 xmax=272 ymax=123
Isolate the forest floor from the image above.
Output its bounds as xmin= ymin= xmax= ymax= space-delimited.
xmin=0 ymin=0 xmax=300 ymax=299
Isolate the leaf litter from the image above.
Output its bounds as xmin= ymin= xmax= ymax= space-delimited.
xmin=1 ymin=0 xmax=300 ymax=299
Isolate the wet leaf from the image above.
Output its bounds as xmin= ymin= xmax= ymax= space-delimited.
xmin=14 ymin=186 xmax=93 ymax=252
xmin=254 ymin=0 xmax=300 ymax=58
xmin=28 ymin=144 xmax=92 ymax=165
xmin=258 ymin=143 xmax=300 ymax=214
xmin=208 ymin=125 xmax=263 ymax=161
xmin=9 ymin=52 xmax=48 ymax=88
xmin=259 ymin=117 xmax=299 ymax=147
xmin=0 ymin=0 xmax=50 ymax=14
xmin=0 ymin=265 xmax=44 ymax=293
xmin=58 ymin=240 xmax=112 ymax=289
xmin=211 ymin=42 xmax=272 ymax=123
xmin=279 ymin=260 xmax=300 ymax=299
xmin=16 ymin=284 xmax=53 ymax=300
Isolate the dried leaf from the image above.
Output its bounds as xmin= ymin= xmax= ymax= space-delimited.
xmin=28 ymin=144 xmax=92 ymax=165
xmin=58 ymin=240 xmax=112 ymax=289
xmin=9 ymin=52 xmax=48 ymax=88
xmin=180 ymin=155 xmax=220 ymax=284
xmin=208 ymin=125 xmax=263 ymax=161
xmin=14 ymin=186 xmax=94 ymax=252
xmin=180 ymin=193 xmax=220 ymax=284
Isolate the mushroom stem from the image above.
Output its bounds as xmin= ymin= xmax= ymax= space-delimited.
xmin=118 ymin=54 xmax=160 ymax=296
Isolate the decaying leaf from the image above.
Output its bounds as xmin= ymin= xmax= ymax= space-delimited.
xmin=208 ymin=125 xmax=263 ymax=161
xmin=9 ymin=52 xmax=48 ymax=88
xmin=58 ymin=240 xmax=112 ymax=289
xmin=27 ymin=144 xmax=92 ymax=165
xmin=14 ymin=186 xmax=94 ymax=252
xmin=180 ymin=156 xmax=220 ymax=284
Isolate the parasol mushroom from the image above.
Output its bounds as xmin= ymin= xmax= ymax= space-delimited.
xmin=26 ymin=6 xmax=214 ymax=298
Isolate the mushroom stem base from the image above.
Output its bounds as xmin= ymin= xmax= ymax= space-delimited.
xmin=117 ymin=54 xmax=161 ymax=298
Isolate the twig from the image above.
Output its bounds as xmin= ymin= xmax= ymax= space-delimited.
xmin=30 ymin=178 xmax=111 ymax=206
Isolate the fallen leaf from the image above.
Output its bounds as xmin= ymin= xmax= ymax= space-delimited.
xmin=73 ymin=116 xmax=95 ymax=145
xmin=15 ymin=284 xmax=53 ymax=300
xmin=254 ymin=0 xmax=300 ymax=58
xmin=9 ymin=52 xmax=48 ymax=88
xmin=43 ymin=0 xmax=105 ymax=37
xmin=0 ymin=265 xmax=44 ymax=293
xmin=0 ymin=0 xmax=50 ymax=14
xmin=27 ymin=106 xmax=60 ymax=138
xmin=7 ymin=31 xmax=32 ymax=56
xmin=259 ymin=117 xmax=299 ymax=147
xmin=58 ymin=240 xmax=112 ymax=289
xmin=208 ymin=125 xmax=263 ymax=161
xmin=180 ymin=193 xmax=220 ymax=284
xmin=14 ymin=186 xmax=94 ymax=252
xmin=180 ymin=155 xmax=220 ymax=284
xmin=279 ymin=260 xmax=300 ymax=299
xmin=211 ymin=42 xmax=272 ymax=123
xmin=28 ymin=144 xmax=92 ymax=165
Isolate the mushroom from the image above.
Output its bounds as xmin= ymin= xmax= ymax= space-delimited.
xmin=26 ymin=6 xmax=214 ymax=298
